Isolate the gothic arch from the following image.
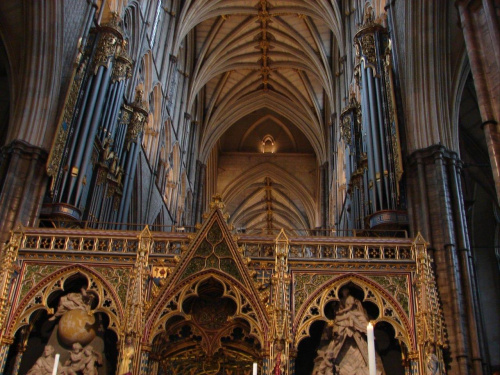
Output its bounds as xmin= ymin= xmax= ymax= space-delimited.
xmin=144 ymin=271 xmax=268 ymax=348
xmin=452 ymin=54 xmax=471 ymax=153
xmin=143 ymin=83 xmax=162 ymax=162
xmin=122 ymin=2 xmax=142 ymax=62
xmin=293 ymin=273 xmax=414 ymax=352
xmin=172 ymin=0 xmax=344 ymax=58
xmin=221 ymin=162 xmax=317 ymax=227
xmin=200 ymin=91 xmax=326 ymax=163
xmin=7 ymin=265 xmax=125 ymax=338
xmin=238 ymin=114 xmax=297 ymax=151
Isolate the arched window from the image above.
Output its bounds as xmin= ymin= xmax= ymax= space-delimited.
xmin=261 ymin=135 xmax=275 ymax=153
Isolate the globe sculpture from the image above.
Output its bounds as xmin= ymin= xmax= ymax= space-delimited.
xmin=58 ymin=309 xmax=96 ymax=346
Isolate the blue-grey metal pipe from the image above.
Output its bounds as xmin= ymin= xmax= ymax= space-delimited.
xmin=117 ymin=143 xmax=135 ymax=226
xmin=58 ymin=71 xmax=95 ymax=202
xmin=120 ymin=144 xmax=141 ymax=229
xmin=353 ymin=188 xmax=359 ymax=229
xmin=363 ymin=169 xmax=370 ymax=217
xmin=108 ymin=82 xmax=127 ymax=140
xmin=361 ymin=65 xmax=378 ymax=213
xmin=97 ymin=83 xmax=116 ymax=141
xmin=73 ymin=68 xmax=112 ymax=205
xmin=115 ymin=123 xmax=126 ymax=162
xmin=62 ymin=67 xmax=105 ymax=203
xmin=103 ymin=80 xmax=126 ymax=142
xmin=366 ymin=68 xmax=384 ymax=209
xmin=101 ymin=194 xmax=111 ymax=227
xmin=374 ymin=76 xmax=391 ymax=208
xmin=93 ymin=183 xmax=105 ymax=223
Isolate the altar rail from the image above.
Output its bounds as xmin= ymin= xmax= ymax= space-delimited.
xmin=13 ymin=227 xmax=416 ymax=262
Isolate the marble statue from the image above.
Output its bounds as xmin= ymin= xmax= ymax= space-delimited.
xmin=49 ymin=288 xmax=94 ymax=321
xmin=82 ymin=345 xmax=102 ymax=375
xmin=63 ymin=343 xmax=86 ymax=374
xmin=312 ymin=288 xmax=385 ymax=375
xmin=426 ymin=345 xmax=443 ymax=375
xmin=27 ymin=345 xmax=60 ymax=375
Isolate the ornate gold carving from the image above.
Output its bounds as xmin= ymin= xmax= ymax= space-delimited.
xmin=92 ymin=13 xmax=124 ymax=74
xmin=0 ymin=226 xmax=23 ymax=338
xmin=209 ymin=194 xmax=226 ymax=211
xmin=293 ymin=273 xmax=333 ymax=312
xmin=121 ymin=105 xmax=133 ymax=125
xmin=413 ymin=234 xmax=447 ymax=368
xmin=91 ymin=266 xmax=130 ymax=308
xmin=360 ymin=34 xmax=377 ymax=65
xmin=269 ymin=229 xmax=292 ymax=374
xmin=125 ymin=89 xmax=149 ymax=149
xmin=384 ymin=42 xmax=404 ymax=196
xmin=354 ymin=11 xmax=385 ymax=70
xmin=96 ymin=168 xmax=107 ymax=186
xmin=292 ymin=274 xmax=413 ymax=353
xmin=354 ymin=62 xmax=361 ymax=86
xmin=340 ymin=95 xmax=361 ymax=145
xmin=47 ymin=44 xmax=88 ymax=182
xmin=340 ymin=114 xmax=352 ymax=145
xmin=9 ymin=265 xmax=124 ymax=339
xmin=2 ymin=198 xmax=446 ymax=373
xmin=112 ymin=40 xmax=133 ymax=83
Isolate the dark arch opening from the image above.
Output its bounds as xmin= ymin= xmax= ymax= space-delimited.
xmin=295 ymin=283 xmax=404 ymax=375
xmin=5 ymin=273 xmax=118 ymax=375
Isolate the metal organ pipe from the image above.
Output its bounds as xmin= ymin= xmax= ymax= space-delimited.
xmin=62 ymin=67 xmax=106 ymax=203
xmin=374 ymin=76 xmax=391 ymax=208
xmin=366 ymin=68 xmax=384 ymax=210
xmin=73 ymin=68 xmax=112 ymax=206
xmin=361 ymin=64 xmax=378 ymax=213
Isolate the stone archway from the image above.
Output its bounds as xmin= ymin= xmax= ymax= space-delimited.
xmin=149 ymin=276 xmax=263 ymax=374
xmin=4 ymin=266 xmax=124 ymax=375
xmin=293 ymin=274 xmax=413 ymax=375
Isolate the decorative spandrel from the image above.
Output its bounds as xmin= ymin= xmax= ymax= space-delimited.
xmin=368 ymin=275 xmax=410 ymax=315
xmin=180 ymin=221 xmax=244 ymax=283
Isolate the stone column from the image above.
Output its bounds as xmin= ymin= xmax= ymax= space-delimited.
xmin=456 ymin=0 xmax=500 ymax=203
xmin=0 ymin=337 xmax=13 ymax=374
xmin=319 ymin=161 xmax=329 ymax=229
xmin=0 ymin=0 xmax=63 ymax=240
xmin=0 ymin=141 xmax=47 ymax=243
xmin=194 ymin=160 xmax=206 ymax=225
xmin=407 ymin=145 xmax=486 ymax=374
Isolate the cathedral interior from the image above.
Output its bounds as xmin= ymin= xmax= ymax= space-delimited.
xmin=0 ymin=0 xmax=499 ymax=374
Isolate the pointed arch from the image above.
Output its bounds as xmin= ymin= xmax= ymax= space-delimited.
xmin=200 ymin=91 xmax=326 ymax=163
xmin=292 ymin=273 xmax=415 ymax=351
xmin=221 ymin=162 xmax=317 ymax=227
xmin=144 ymin=271 xmax=268 ymax=348
xmin=6 ymin=264 xmax=126 ymax=338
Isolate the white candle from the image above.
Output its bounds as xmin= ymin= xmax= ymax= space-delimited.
xmin=253 ymin=362 xmax=258 ymax=375
xmin=367 ymin=322 xmax=376 ymax=375
xmin=52 ymin=353 xmax=60 ymax=375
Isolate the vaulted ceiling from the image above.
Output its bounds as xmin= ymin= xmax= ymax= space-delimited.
xmin=179 ymin=0 xmax=344 ymax=232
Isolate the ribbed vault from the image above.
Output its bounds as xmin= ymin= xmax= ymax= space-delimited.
xmin=176 ymin=0 xmax=343 ymax=232
xmin=181 ymin=0 xmax=343 ymax=164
